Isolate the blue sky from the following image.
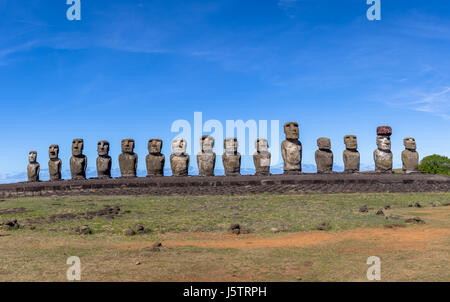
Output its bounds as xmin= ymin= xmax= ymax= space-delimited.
xmin=0 ymin=0 xmax=449 ymax=180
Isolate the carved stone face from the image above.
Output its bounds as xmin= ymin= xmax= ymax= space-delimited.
xmin=49 ymin=145 xmax=59 ymax=160
xmin=376 ymin=135 xmax=391 ymax=151
xmin=201 ymin=136 xmax=214 ymax=153
xmin=256 ymin=138 xmax=269 ymax=153
xmin=29 ymin=151 xmax=37 ymax=163
xmin=224 ymin=138 xmax=238 ymax=153
xmin=317 ymin=137 xmax=331 ymax=150
xmin=172 ymin=138 xmax=187 ymax=155
xmin=284 ymin=122 xmax=299 ymax=140
xmin=148 ymin=139 xmax=163 ymax=154
xmin=404 ymin=137 xmax=416 ymax=150
xmin=72 ymin=139 xmax=84 ymax=156
xmin=121 ymin=139 xmax=135 ymax=154
xmin=97 ymin=140 xmax=110 ymax=156
xmin=344 ymin=135 xmax=357 ymax=150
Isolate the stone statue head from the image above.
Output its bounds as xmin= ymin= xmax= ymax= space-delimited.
xmin=255 ymin=138 xmax=269 ymax=153
xmin=72 ymin=138 xmax=84 ymax=156
xmin=344 ymin=135 xmax=357 ymax=150
xmin=317 ymin=137 xmax=331 ymax=150
xmin=224 ymin=138 xmax=238 ymax=154
xmin=97 ymin=140 xmax=110 ymax=156
xmin=172 ymin=138 xmax=187 ymax=155
xmin=121 ymin=139 xmax=135 ymax=154
xmin=376 ymin=136 xmax=391 ymax=151
xmin=404 ymin=137 xmax=416 ymax=150
xmin=49 ymin=144 xmax=59 ymax=160
xmin=200 ymin=135 xmax=214 ymax=153
xmin=148 ymin=139 xmax=163 ymax=154
xmin=29 ymin=151 xmax=37 ymax=163
xmin=284 ymin=122 xmax=299 ymax=140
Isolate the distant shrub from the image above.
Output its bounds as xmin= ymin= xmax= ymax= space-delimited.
xmin=418 ymin=155 xmax=450 ymax=175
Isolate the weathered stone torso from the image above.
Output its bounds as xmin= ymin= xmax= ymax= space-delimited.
xmin=402 ymin=149 xmax=419 ymax=173
xmin=282 ymin=139 xmax=302 ymax=174
xmin=48 ymin=159 xmax=62 ymax=181
xmin=119 ymin=153 xmax=138 ymax=177
xmin=343 ymin=150 xmax=360 ymax=173
xmin=374 ymin=150 xmax=393 ymax=172
xmin=223 ymin=153 xmax=241 ymax=176
xmin=97 ymin=156 xmax=112 ymax=179
xmin=146 ymin=154 xmax=165 ymax=176
xmin=253 ymin=152 xmax=271 ymax=175
xmin=197 ymin=153 xmax=216 ymax=176
xmin=27 ymin=163 xmax=40 ymax=182
xmin=70 ymin=155 xmax=87 ymax=180
xmin=170 ymin=154 xmax=189 ymax=176
xmin=315 ymin=150 xmax=333 ymax=173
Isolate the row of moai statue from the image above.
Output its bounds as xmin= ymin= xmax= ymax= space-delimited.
xmin=26 ymin=123 xmax=419 ymax=182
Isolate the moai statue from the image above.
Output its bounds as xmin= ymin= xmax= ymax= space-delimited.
xmin=119 ymin=139 xmax=138 ymax=177
xmin=48 ymin=144 xmax=62 ymax=181
xmin=253 ymin=138 xmax=271 ymax=176
xmin=281 ymin=122 xmax=302 ymax=174
xmin=70 ymin=138 xmax=87 ymax=180
xmin=97 ymin=140 xmax=112 ymax=179
xmin=373 ymin=126 xmax=393 ymax=173
xmin=170 ymin=138 xmax=189 ymax=176
xmin=315 ymin=137 xmax=333 ymax=173
xmin=402 ymin=137 xmax=419 ymax=173
xmin=146 ymin=139 xmax=165 ymax=176
xmin=27 ymin=151 xmax=40 ymax=182
xmin=343 ymin=135 xmax=360 ymax=173
xmin=222 ymin=138 xmax=241 ymax=176
xmin=197 ymin=135 xmax=216 ymax=176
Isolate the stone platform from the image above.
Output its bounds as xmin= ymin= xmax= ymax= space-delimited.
xmin=0 ymin=173 xmax=449 ymax=198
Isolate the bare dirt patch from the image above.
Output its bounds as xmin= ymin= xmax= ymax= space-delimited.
xmin=0 ymin=207 xmax=29 ymax=215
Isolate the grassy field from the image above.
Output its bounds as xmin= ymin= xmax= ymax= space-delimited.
xmin=0 ymin=192 xmax=449 ymax=281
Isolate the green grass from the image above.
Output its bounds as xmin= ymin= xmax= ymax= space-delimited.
xmin=1 ymin=192 xmax=448 ymax=235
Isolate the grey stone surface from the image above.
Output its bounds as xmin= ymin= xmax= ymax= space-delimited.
xmin=222 ymin=137 xmax=241 ymax=176
xmin=374 ymin=126 xmax=393 ymax=173
xmin=70 ymin=138 xmax=87 ymax=180
xmin=315 ymin=137 xmax=333 ymax=173
xmin=119 ymin=139 xmax=138 ymax=177
xmin=343 ymin=135 xmax=360 ymax=173
xmin=48 ymin=144 xmax=62 ymax=181
xmin=96 ymin=140 xmax=112 ymax=179
xmin=170 ymin=138 xmax=189 ymax=176
xmin=253 ymin=138 xmax=271 ymax=176
xmin=146 ymin=139 xmax=165 ymax=177
xmin=197 ymin=135 xmax=216 ymax=176
xmin=27 ymin=151 xmax=40 ymax=182
xmin=281 ymin=122 xmax=302 ymax=174
xmin=402 ymin=137 xmax=419 ymax=173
